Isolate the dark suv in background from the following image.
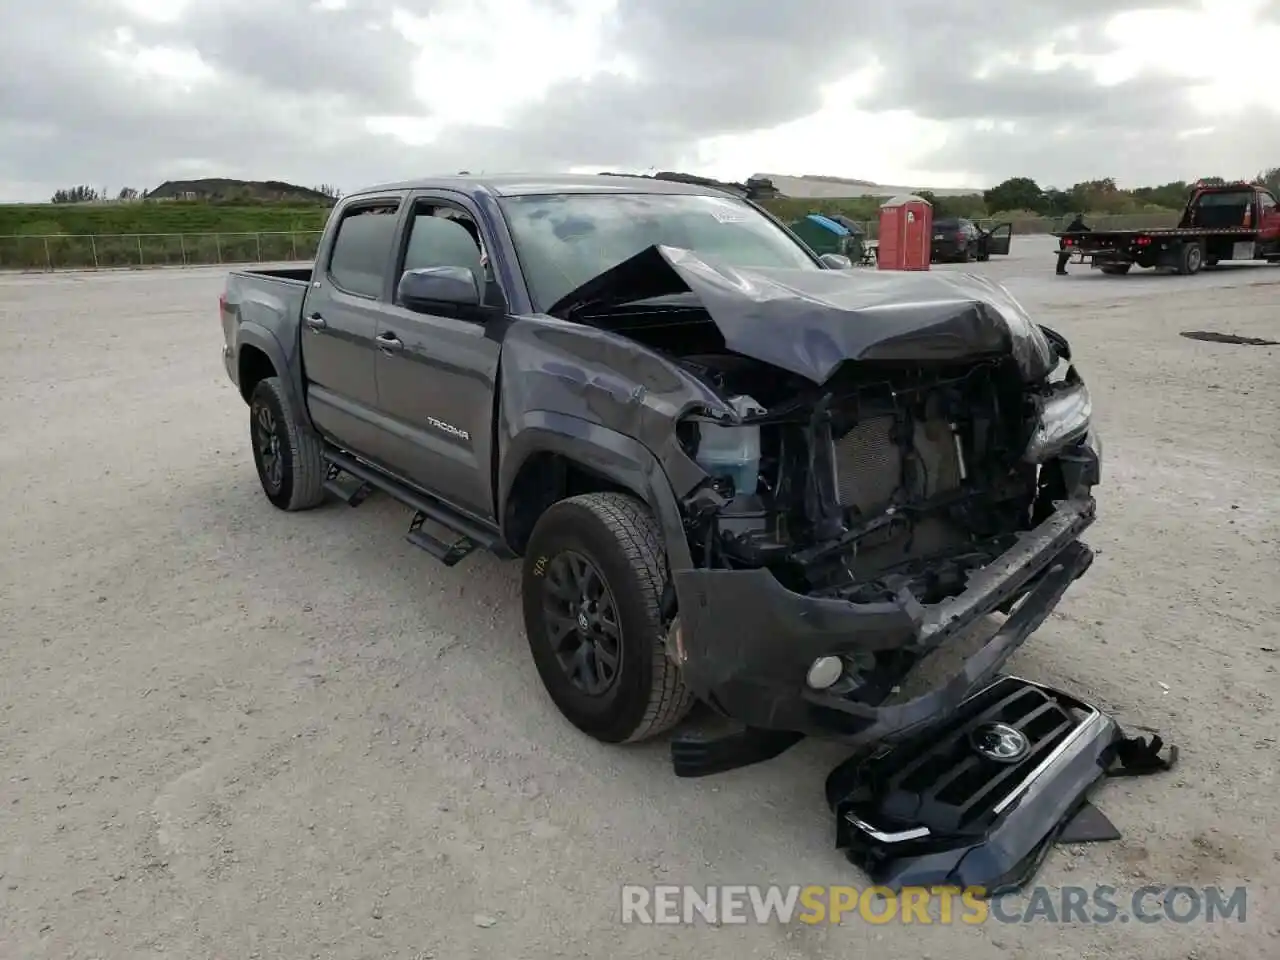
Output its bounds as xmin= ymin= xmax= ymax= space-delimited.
xmin=932 ymin=217 xmax=1013 ymax=263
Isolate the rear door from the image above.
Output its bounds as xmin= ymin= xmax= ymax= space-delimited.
xmin=370 ymin=191 xmax=506 ymax=522
xmin=985 ymin=222 xmax=1013 ymax=256
xmin=300 ymin=194 xmax=403 ymax=454
xmin=931 ymin=218 xmax=957 ymax=260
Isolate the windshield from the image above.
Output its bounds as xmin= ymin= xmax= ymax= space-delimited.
xmin=497 ymin=192 xmax=820 ymax=311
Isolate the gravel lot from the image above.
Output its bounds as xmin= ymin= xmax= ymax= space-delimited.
xmin=2 ymin=237 xmax=1277 ymax=959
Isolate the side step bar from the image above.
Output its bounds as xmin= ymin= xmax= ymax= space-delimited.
xmin=324 ymin=463 xmax=375 ymax=506
xmin=321 ymin=448 xmax=508 ymax=566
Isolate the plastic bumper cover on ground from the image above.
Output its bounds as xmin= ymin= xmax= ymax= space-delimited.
xmin=826 ymin=674 xmax=1178 ymax=894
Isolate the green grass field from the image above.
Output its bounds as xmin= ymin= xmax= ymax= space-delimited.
xmin=0 ymin=201 xmax=330 ymax=238
xmin=0 ymin=196 xmax=1180 ymax=271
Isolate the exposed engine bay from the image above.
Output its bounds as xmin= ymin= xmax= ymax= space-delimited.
xmin=568 ymin=289 xmax=1088 ymax=616
xmin=674 ymin=351 xmax=1053 ymax=608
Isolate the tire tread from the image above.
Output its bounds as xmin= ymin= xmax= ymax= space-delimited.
xmin=540 ymin=492 xmax=694 ymax=742
xmin=254 ymin=376 xmax=325 ymax=511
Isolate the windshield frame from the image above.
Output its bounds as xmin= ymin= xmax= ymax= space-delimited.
xmin=495 ymin=190 xmax=823 ymax=313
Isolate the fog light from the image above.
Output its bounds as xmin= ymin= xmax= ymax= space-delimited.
xmin=807 ymin=656 xmax=844 ymax=690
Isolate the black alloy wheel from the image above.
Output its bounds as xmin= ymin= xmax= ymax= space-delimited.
xmin=247 ymin=376 xmax=326 ymax=511
xmin=520 ymin=493 xmax=694 ymax=743
xmin=540 ymin=550 xmax=622 ymax=696
xmin=252 ymin=399 xmax=284 ymax=494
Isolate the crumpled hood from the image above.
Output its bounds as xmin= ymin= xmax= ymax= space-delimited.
xmin=547 ymin=244 xmax=1056 ymax=384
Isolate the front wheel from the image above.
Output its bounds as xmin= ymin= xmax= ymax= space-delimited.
xmin=248 ymin=377 xmax=326 ymax=511
xmin=521 ymin=493 xmax=694 ymax=743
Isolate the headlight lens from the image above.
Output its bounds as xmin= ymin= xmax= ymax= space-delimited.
xmin=1024 ymin=377 xmax=1091 ymax=463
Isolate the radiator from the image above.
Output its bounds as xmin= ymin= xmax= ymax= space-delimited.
xmin=832 ymin=415 xmax=964 ymax=515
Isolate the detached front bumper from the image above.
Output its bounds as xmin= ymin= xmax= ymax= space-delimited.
xmin=671 ymin=496 xmax=1096 ymax=744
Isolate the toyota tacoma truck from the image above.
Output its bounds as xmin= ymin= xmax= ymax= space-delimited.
xmin=1055 ymin=180 xmax=1280 ymax=275
xmin=219 ymin=174 xmax=1102 ymax=774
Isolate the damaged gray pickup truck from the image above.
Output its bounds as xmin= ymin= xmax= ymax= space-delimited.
xmin=222 ymin=175 xmax=1172 ymax=892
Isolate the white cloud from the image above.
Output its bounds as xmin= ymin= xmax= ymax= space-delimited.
xmin=2 ymin=0 xmax=1278 ymax=201
xmin=682 ymin=1 xmax=1279 ymax=187
xmin=391 ymin=0 xmax=634 ymax=132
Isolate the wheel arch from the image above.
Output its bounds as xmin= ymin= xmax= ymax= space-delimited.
xmin=235 ymin=323 xmax=313 ymax=431
xmin=499 ymin=414 xmax=693 ymax=570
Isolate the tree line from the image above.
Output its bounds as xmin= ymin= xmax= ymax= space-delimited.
xmin=48 ymin=183 xmax=342 ymax=204
xmin=979 ymin=167 xmax=1280 ymax=217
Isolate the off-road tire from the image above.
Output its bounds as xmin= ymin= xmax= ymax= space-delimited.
xmin=522 ymin=492 xmax=694 ymax=743
xmin=249 ymin=376 xmax=326 ymax=511
xmin=1100 ymin=264 xmax=1132 ymax=275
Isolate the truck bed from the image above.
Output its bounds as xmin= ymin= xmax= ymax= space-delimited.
xmin=233 ymin=266 xmax=314 ymax=283
xmin=221 ymin=267 xmax=314 ymax=356
xmin=1054 ymin=226 xmax=1258 ymax=240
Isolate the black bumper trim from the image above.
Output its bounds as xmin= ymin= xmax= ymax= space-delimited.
xmin=804 ymin=538 xmax=1093 ymax=744
xmin=671 ymin=498 xmax=1095 ymax=741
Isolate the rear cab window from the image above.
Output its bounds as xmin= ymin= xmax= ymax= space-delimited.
xmin=327 ymin=199 xmax=402 ymax=299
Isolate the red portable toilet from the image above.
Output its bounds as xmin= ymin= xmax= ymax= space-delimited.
xmin=877 ymin=194 xmax=933 ymax=271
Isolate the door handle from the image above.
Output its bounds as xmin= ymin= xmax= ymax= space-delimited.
xmin=305 ymin=313 xmax=326 ymax=331
xmin=377 ymin=333 xmax=404 ymax=354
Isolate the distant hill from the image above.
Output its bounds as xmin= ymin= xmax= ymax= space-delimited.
xmin=145 ymin=178 xmax=337 ymax=203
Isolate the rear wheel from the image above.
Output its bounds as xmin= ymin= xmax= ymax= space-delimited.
xmin=249 ymin=377 xmax=326 ymax=511
xmin=1100 ymin=264 xmax=1131 ymax=275
xmin=522 ymin=493 xmax=694 ymax=743
xmin=1176 ymin=241 xmax=1204 ymax=275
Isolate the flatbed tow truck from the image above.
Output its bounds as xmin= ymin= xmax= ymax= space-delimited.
xmin=1054 ymin=180 xmax=1280 ymax=275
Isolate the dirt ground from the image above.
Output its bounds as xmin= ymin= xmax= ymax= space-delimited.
xmin=1 ymin=237 xmax=1277 ymax=959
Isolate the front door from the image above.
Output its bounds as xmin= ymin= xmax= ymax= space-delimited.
xmin=372 ymin=194 xmax=505 ymax=522
xmin=985 ymin=222 xmax=1013 ymax=256
xmin=300 ymin=195 xmax=403 ymax=454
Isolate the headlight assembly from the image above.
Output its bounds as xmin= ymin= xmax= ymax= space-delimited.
xmin=1024 ymin=372 xmax=1092 ymax=463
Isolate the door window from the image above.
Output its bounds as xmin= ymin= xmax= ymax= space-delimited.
xmin=328 ymin=201 xmax=400 ymax=299
xmin=1260 ymin=192 xmax=1278 ymax=215
xmin=398 ymin=202 xmax=504 ymax=308
xmin=402 ymin=210 xmax=485 ymax=279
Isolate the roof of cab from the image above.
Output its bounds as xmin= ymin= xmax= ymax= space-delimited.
xmin=347 ymin=173 xmax=741 ymax=200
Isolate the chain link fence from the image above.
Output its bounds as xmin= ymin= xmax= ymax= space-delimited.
xmin=0 ymin=231 xmax=324 ymax=272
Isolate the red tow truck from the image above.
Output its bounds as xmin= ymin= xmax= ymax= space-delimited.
xmin=1054 ymin=181 xmax=1280 ymax=275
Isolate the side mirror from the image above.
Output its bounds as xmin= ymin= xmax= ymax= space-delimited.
xmin=398 ymin=266 xmax=481 ymax=313
xmin=820 ymin=253 xmax=853 ymax=269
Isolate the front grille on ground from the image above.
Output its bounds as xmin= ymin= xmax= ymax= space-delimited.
xmin=849 ymin=677 xmax=1091 ymax=835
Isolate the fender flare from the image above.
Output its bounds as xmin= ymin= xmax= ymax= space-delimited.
xmin=500 ymin=411 xmax=694 ymax=571
xmin=236 ymin=322 xmax=314 ymax=431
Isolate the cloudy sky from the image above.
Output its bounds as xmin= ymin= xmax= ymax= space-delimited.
xmin=2 ymin=0 xmax=1278 ymax=202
